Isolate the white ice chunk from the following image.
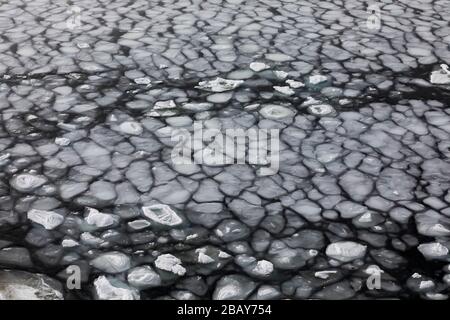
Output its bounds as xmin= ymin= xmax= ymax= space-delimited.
xmin=77 ymin=42 xmax=90 ymax=49
xmin=27 ymin=209 xmax=64 ymax=230
xmin=286 ymin=79 xmax=305 ymax=88
xmin=301 ymin=96 xmax=322 ymax=107
xmin=134 ymin=77 xmax=151 ymax=85
xmin=274 ymin=71 xmax=289 ymax=80
xmin=0 ymin=270 xmax=63 ymax=300
xmin=154 ymin=254 xmax=186 ymax=276
xmin=418 ymin=242 xmax=449 ymax=260
xmin=119 ymin=121 xmax=143 ymax=135
xmin=196 ymin=77 xmax=244 ymax=92
xmin=154 ymin=100 xmax=176 ymax=110
xmin=11 ymin=174 xmax=47 ymax=192
xmin=146 ymin=110 xmax=178 ymax=117
xmin=94 ymin=276 xmax=139 ymax=300
xmin=142 ymin=204 xmax=183 ymax=226
xmin=195 ymin=248 xmax=215 ymax=264
xmin=314 ymin=270 xmax=337 ymax=279
xmin=326 ymin=241 xmax=367 ymax=262
xmin=90 ymin=252 xmax=131 ymax=273
xmin=259 ymin=104 xmax=295 ymax=120
xmin=273 ymin=86 xmax=295 ymax=96
xmin=127 ymin=266 xmax=161 ymax=289
xmin=61 ymin=239 xmax=79 ymax=248
xmin=419 ymin=280 xmax=435 ymax=290
xmin=249 ymin=62 xmax=270 ymax=72
xmin=80 ymin=232 xmax=104 ymax=246
xmin=55 ymin=137 xmax=71 ymax=146
xmin=309 ymin=74 xmax=328 ymax=85
xmin=218 ymin=251 xmax=231 ymax=259
xmin=308 ymin=104 xmax=335 ymax=116
xmin=85 ymin=208 xmax=117 ymax=228
xmin=244 ymin=103 xmax=260 ymax=111
xmin=252 ymin=260 xmax=274 ymax=276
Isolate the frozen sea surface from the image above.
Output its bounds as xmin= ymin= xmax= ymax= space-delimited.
xmin=0 ymin=0 xmax=450 ymax=300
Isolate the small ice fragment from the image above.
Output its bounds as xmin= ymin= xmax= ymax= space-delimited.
xmin=274 ymin=70 xmax=288 ymax=80
xmin=419 ymin=280 xmax=435 ymax=290
xmin=62 ymin=239 xmax=79 ymax=247
xmin=301 ymin=96 xmax=322 ymax=107
xmin=218 ymin=251 xmax=231 ymax=259
xmin=154 ymin=254 xmax=186 ymax=276
xmin=260 ymin=104 xmax=295 ymax=120
xmin=308 ymin=104 xmax=335 ymax=116
xmin=55 ymin=137 xmax=71 ymax=146
xmin=186 ymin=234 xmax=198 ymax=240
xmin=339 ymin=98 xmax=352 ymax=106
xmin=196 ymin=77 xmax=244 ymax=92
xmin=0 ymin=153 xmax=10 ymax=162
xmin=90 ymin=252 xmax=131 ymax=274
xmin=134 ymin=77 xmax=151 ymax=85
xmin=154 ymin=100 xmax=176 ymax=110
xmin=27 ymin=209 xmax=64 ymax=230
xmin=119 ymin=121 xmax=143 ymax=135
xmin=249 ymin=62 xmax=270 ymax=72
xmin=77 ymin=43 xmax=90 ymax=49
xmin=244 ymin=103 xmax=260 ymax=111
xmin=94 ymin=276 xmax=139 ymax=300
xmin=325 ymin=241 xmax=367 ymax=262
xmin=195 ymin=248 xmax=215 ymax=264
xmin=146 ymin=110 xmax=177 ymax=117
xmin=11 ymin=174 xmax=47 ymax=192
xmin=286 ymin=79 xmax=305 ymax=88
xmin=142 ymin=204 xmax=183 ymax=226
xmin=418 ymin=242 xmax=449 ymax=260
xmin=85 ymin=207 xmax=117 ymax=228
xmin=273 ymin=86 xmax=295 ymax=96
xmin=309 ymin=74 xmax=328 ymax=85
xmin=314 ymin=270 xmax=337 ymax=279
xmin=252 ymin=260 xmax=274 ymax=276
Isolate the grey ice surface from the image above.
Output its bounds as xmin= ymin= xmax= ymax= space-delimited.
xmin=0 ymin=0 xmax=450 ymax=300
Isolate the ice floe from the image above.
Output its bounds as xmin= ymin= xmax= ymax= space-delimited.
xmin=326 ymin=241 xmax=367 ymax=262
xmin=94 ymin=276 xmax=139 ymax=300
xmin=142 ymin=204 xmax=183 ymax=226
xmin=196 ymin=77 xmax=244 ymax=92
xmin=259 ymin=104 xmax=295 ymax=120
xmin=154 ymin=254 xmax=186 ymax=276
xmin=249 ymin=62 xmax=270 ymax=72
xmin=27 ymin=209 xmax=64 ymax=230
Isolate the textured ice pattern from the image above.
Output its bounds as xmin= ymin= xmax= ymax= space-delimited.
xmin=0 ymin=0 xmax=450 ymax=300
